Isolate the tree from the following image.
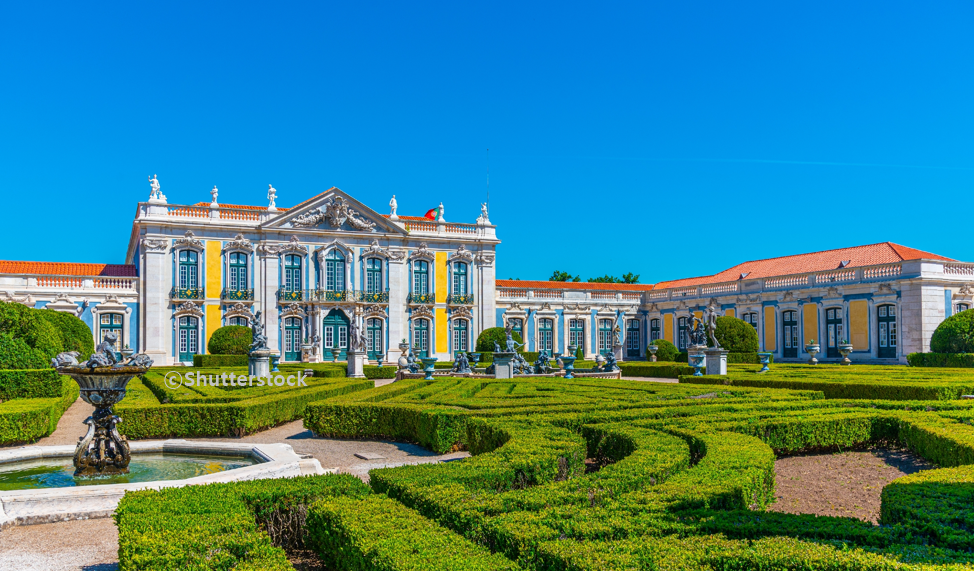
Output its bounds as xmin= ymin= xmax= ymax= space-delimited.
xmin=931 ymin=310 xmax=974 ymax=353
xmin=550 ymin=270 xmax=581 ymax=282
xmin=621 ymin=273 xmax=640 ymax=284
xmin=587 ymin=275 xmax=623 ymax=283
xmin=476 ymin=327 xmax=523 ymax=352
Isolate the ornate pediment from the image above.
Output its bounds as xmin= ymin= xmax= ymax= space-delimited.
xmin=291 ymin=196 xmax=375 ymax=232
xmin=411 ymin=305 xmax=433 ymax=319
xmin=958 ymin=283 xmax=974 ymax=296
xmin=782 ymin=291 xmax=795 ymax=302
xmin=409 ymin=243 xmax=435 ymax=262
xmin=1 ymin=291 xmax=32 ymax=306
xmin=46 ymin=294 xmax=84 ymax=316
xmin=647 ymin=302 xmax=660 ymax=313
xmin=563 ymin=302 xmax=590 ymax=313
xmin=280 ymin=303 xmax=306 ymax=318
xmin=173 ymin=301 xmax=203 ymax=319
xmin=452 ymin=306 xmax=473 ymax=320
xmin=223 ymin=234 xmax=253 ymax=254
xmin=174 ymin=231 xmax=204 ymax=251
xmin=538 ymin=302 xmax=553 ymax=312
xmin=363 ymin=304 xmax=386 ymax=319
xmin=451 ymin=244 xmax=473 ymax=262
xmin=878 ymin=283 xmax=897 ymax=295
xmin=259 ymin=236 xmax=308 ymax=256
xmin=141 ymin=238 xmax=168 ymax=253
xmin=363 ymin=239 xmax=392 ymax=260
xmin=265 ymin=187 xmax=405 ymax=234
xmin=825 ymin=286 xmax=842 ymax=298
xmin=224 ymin=303 xmax=254 ymax=320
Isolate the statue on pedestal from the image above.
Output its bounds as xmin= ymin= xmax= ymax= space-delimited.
xmin=249 ymin=311 xmax=268 ymax=353
xmin=602 ymin=352 xmax=619 ymax=372
xmin=147 ymin=174 xmax=166 ymax=202
xmin=389 ymin=195 xmax=398 ymax=219
xmin=210 ymin=185 xmax=219 ymax=206
xmin=686 ymin=309 xmax=706 ymax=348
xmin=534 ymin=351 xmax=551 ymax=374
xmin=504 ymin=322 xmax=523 ymax=353
xmin=477 ymin=203 xmax=490 ymax=225
xmin=706 ymin=305 xmax=721 ymax=348
xmin=349 ymin=323 xmax=368 ymax=353
xmin=451 ymin=352 xmax=471 ymax=374
xmin=268 ymin=184 xmax=278 ymax=211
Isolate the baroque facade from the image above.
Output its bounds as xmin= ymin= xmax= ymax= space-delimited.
xmin=0 ymin=178 xmax=970 ymax=365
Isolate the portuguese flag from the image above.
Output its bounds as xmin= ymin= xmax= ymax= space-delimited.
xmin=424 ymin=206 xmax=440 ymax=220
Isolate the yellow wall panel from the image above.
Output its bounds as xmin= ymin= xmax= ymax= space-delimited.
xmin=850 ymin=300 xmax=868 ymax=350
xmin=724 ymin=308 xmax=736 ymax=318
xmin=693 ymin=310 xmax=702 ymax=320
xmin=663 ymin=314 xmax=673 ymax=342
xmin=763 ymin=306 xmax=776 ymax=351
xmin=435 ymin=251 xmax=448 ymax=300
xmin=435 ymin=307 xmax=448 ymax=353
xmin=803 ymin=304 xmax=819 ymax=345
xmin=205 ymin=304 xmax=221 ymax=353
xmin=206 ymin=241 xmax=221 ymax=297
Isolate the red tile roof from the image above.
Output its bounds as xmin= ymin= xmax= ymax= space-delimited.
xmin=496 ymin=279 xmax=655 ymax=292
xmin=654 ymin=242 xmax=953 ymax=289
xmin=0 ymin=261 xmax=137 ymax=277
xmin=192 ymin=202 xmax=290 ymax=211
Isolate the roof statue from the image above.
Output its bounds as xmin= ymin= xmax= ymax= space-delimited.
xmin=389 ymin=195 xmax=399 ymax=220
xmin=267 ymin=184 xmax=278 ymax=211
xmin=147 ymin=174 xmax=166 ymax=203
xmin=477 ymin=202 xmax=490 ymax=225
xmin=210 ymin=185 xmax=218 ymax=206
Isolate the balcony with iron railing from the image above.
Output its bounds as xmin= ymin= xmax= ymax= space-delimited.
xmin=447 ymin=293 xmax=475 ymax=305
xmin=353 ymin=290 xmax=390 ymax=303
xmin=275 ymin=289 xmax=389 ymax=303
xmin=171 ymin=287 xmax=205 ymax=300
xmin=221 ymin=288 xmax=254 ymax=301
xmin=407 ymin=292 xmax=435 ymax=305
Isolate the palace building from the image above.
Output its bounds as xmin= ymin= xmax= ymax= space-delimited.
xmin=0 ymin=179 xmax=970 ymax=365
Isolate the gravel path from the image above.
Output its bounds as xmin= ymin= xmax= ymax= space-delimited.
xmin=770 ymin=447 xmax=933 ymax=523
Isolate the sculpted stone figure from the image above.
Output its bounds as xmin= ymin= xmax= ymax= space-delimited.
xmin=210 ymin=185 xmax=219 ymax=205
xmin=389 ymin=195 xmax=398 ymax=218
xmin=451 ymin=352 xmax=471 ymax=374
xmin=267 ymin=184 xmax=278 ymax=211
xmin=349 ymin=322 xmax=368 ymax=353
xmin=52 ymin=351 xmax=80 ymax=368
xmin=686 ymin=309 xmax=706 ymax=347
xmin=534 ymin=350 xmax=551 ymax=374
xmin=406 ymin=350 xmax=420 ymax=373
xmin=147 ymin=174 xmax=165 ymax=201
xmin=706 ymin=305 xmax=721 ymax=348
xmin=602 ymin=351 xmax=619 ymax=372
xmin=504 ymin=322 xmax=523 ymax=353
xmin=494 ymin=341 xmax=501 ymax=353
xmin=249 ymin=311 xmax=268 ymax=352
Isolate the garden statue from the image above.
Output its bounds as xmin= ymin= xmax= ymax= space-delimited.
xmin=406 ymin=350 xmax=420 ymax=373
xmin=267 ymin=184 xmax=278 ymax=211
xmin=595 ymin=353 xmax=605 ymax=368
xmin=706 ymin=305 xmax=721 ymax=348
xmin=311 ymin=332 xmax=321 ymax=357
xmin=86 ymin=332 xmax=120 ymax=368
xmin=494 ymin=341 xmax=501 ymax=352
xmin=513 ymin=352 xmax=533 ymax=374
xmin=249 ymin=311 xmax=268 ymax=352
xmin=451 ymin=352 xmax=471 ymax=374
xmin=686 ymin=309 xmax=706 ymax=347
xmin=602 ymin=351 xmax=619 ymax=372
xmin=349 ymin=323 xmax=368 ymax=353
xmin=51 ymin=351 xmax=80 ymax=368
xmin=477 ymin=202 xmax=490 ymax=225
xmin=614 ymin=324 xmax=623 ymax=348
xmin=504 ymin=322 xmax=523 ymax=352
xmin=534 ymin=351 xmax=551 ymax=374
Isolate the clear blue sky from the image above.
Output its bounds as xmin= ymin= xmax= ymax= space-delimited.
xmin=2 ymin=2 xmax=972 ymax=284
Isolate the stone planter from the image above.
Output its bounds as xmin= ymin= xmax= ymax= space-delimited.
xmin=421 ymin=357 xmax=438 ymax=380
xmin=805 ymin=344 xmax=821 ymax=365
xmin=838 ymin=343 xmax=854 ymax=365
xmin=330 ymin=347 xmax=341 ymax=362
xmin=757 ymin=352 xmax=773 ymax=373
xmin=561 ymin=356 xmax=577 ymax=380
xmin=648 ymin=345 xmax=658 ymax=362
xmin=120 ymin=348 xmax=135 ymax=360
xmin=688 ymin=353 xmax=706 ymax=377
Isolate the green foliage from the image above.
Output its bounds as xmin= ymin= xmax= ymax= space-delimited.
xmin=0 ymin=375 xmax=78 ymax=445
xmin=931 ymin=310 xmax=974 ymax=353
xmin=908 ymin=352 xmax=974 ymax=368
xmin=0 ymin=301 xmax=93 ymax=366
xmin=193 ymin=354 xmax=250 ymax=367
xmin=647 ymin=338 xmax=679 ymax=361
xmin=36 ymin=308 xmax=94 ymax=358
xmin=207 ymin=325 xmax=252 ymax=355
xmin=710 ymin=316 xmax=760 ymax=352
xmin=549 ymin=270 xmax=580 ymax=282
xmin=587 ymin=272 xmax=640 ymax=284
xmin=475 ymin=327 xmax=522 ymax=352
xmin=618 ymin=362 xmax=694 ymax=378
xmin=0 ymin=368 xmax=63 ymax=400
xmin=0 ymin=333 xmax=49 ymax=369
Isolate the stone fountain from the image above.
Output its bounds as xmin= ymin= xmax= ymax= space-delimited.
xmin=52 ymin=333 xmax=153 ymax=476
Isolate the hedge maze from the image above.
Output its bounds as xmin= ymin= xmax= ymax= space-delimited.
xmin=117 ymin=375 xmax=974 ymax=570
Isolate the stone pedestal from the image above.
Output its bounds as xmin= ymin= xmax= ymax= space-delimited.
xmin=493 ymin=352 xmax=516 ymax=379
xmin=248 ymin=350 xmax=271 ymax=379
xmin=704 ymin=348 xmax=728 ymax=376
xmin=347 ymin=351 xmax=367 ymax=379
xmin=613 ymin=345 xmax=623 ymax=362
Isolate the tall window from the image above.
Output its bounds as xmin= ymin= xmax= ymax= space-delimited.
xmin=284 ymin=317 xmax=302 ymax=361
xmin=228 ymin=252 xmax=247 ymax=291
xmin=228 ymin=316 xmax=248 ymax=327
xmin=650 ymin=318 xmax=661 ymax=342
xmin=324 ymin=250 xmax=345 ymax=292
xmin=677 ymin=317 xmax=689 ymax=350
xmin=99 ymin=314 xmax=122 ymax=343
xmin=366 ymin=258 xmax=383 ymax=293
xmin=783 ymin=310 xmax=799 ymax=358
xmin=626 ymin=319 xmax=640 ymax=357
xmin=413 ymin=261 xmax=429 ymax=295
xmin=367 ymin=318 xmax=383 ymax=360
xmin=569 ymin=319 xmax=585 ymax=353
xmin=413 ymin=318 xmax=430 ymax=358
xmin=178 ymin=250 xmax=199 ymax=290
xmin=453 ymin=319 xmax=468 ymax=352
xmin=508 ymin=318 xmax=523 ymax=342
xmin=878 ymin=305 xmax=897 ymax=359
xmin=178 ymin=316 xmax=198 ymax=362
xmin=284 ymin=255 xmax=302 ymax=292
xmin=538 ymin=318 xmax=553 ymax=352
xmin=826 ymin=308 xmax=843 ymax=359
xmin=598 ymin=319 xmax=613 ymax=356
xmin=453 ymin=262 xmax=467 ymax=296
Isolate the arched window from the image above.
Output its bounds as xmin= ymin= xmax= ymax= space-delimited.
xmin=99 ymin=313 xmax=122 ymax=343
xmin=453 ymin=319 xmax=468 ymax=352
xmin=412 ymin=261 xmax=430 ymax=300
xmin=413 ymin=318 xmax=430 ymax=358
xmin=955 ymin=303 xmax=970 ymax=313
xmin=626 ymin=319 xmax=640 ymax=357
xmin=453 ymin=262 xmax=467 ymax=296
xmin=538 ymin=318 xmax=553 ymax=353
xmin=323 ymin=250 xmax=345 ymax=292
xmin=228 ymin=252 xmax=247 ymax=291
xmin=228 ymin=316 xmax=248 ymax=327
xmin=178 ymin=250 xmax=199 ymax=291
xmin=284 ymin=254 xmax=302 ymax=292
xmin=598 ymin=319 xmax=613 ymax=356
xmin=366 ymin=258 xmax=383 ymax=293
xmin=367 ymin=318 xmax=383 ymax=360
xmin=650 ymin=318 xmax=661 ymax=342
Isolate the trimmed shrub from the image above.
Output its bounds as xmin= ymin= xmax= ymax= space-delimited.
xmin=0 ymin=301 xmax=93 ymax=364
xmin=207 ymin=325 xmax=252 ymax=355
xmin=930 ymin=310 xmax=974 ymax=354
xmin=37 ymin=308 xmax=94 ymax=358
xmin=908 ymin=352 xmax=974 ymax=368
xmin=648 ymin=338 xmax=679 ymax=361
xmin=475 ymin=327 xmax=522 ymax=352
xmin=0 ymin=369 xmax=63 ymax=400
xmin=710 ymin=316 xmax=760 ymax=352
xmin=193 ymin=354 xmax=249 ymax=368
xmin=0 ymin=333 xmax=49 ymax=370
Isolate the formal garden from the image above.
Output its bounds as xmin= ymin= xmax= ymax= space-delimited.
xmin=6 ymin=301 xmax=974 ymax=569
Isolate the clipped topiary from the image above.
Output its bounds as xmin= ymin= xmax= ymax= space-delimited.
xmin=0 ymin=333 xmax=50 ymax=369
xmin=648 ymin=338 xmax=679 ymax=361
xmin=931 ymin=310 xmax=974 ymax=354
xmin=207 ymin=325 xmax=253 ymax=355
xmin=37 ymin=309 xmax=93 ymax=359
xmin=475 ymin=327 xmax=523 ymax=352
xmin=708 ymin=316 xmax=759 ymax=353
xmin=0 ymin=301 xmax=93 ymax=365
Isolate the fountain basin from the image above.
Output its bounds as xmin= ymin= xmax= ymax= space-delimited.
xmin=0 ymin=439 xmax=328 ymax=528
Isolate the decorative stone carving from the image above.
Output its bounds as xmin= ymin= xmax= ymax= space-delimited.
xmin=1 ymin=291 xmax=32 ymax=306
xmin=708 ymin=297 xmax=719 ymax=308
xmin=563 ymin=303 xmax=590 ymax=312
xmin=363 ymin=305 xmax=386 ymax=319
xmin=47 ymin=293 xmax=84 ymax=316
xmin=389 ymin=195 xmax=398 ymax=220
xmin=676 ymin=300 xmax=688 ymax=310
xmin=222 ymin=234 xmax=254 ymax=253
xmin=210 ymin=185 xmax=219 ymax=207
xmin=389 ymin=249 xmax=406 ymax=261
xmin=141 ymin=238 xmax=168 ymax=253
xmin=451 ymin=244 xmax=473 ymax=262
xmin=411 ymin=305 xmax=434 ymax=319
xmin=475 ymin=252 xmax=495 ymax=266
xmin=267 ymin=185 xmax=278 ymax=212
xmin=452 ymin=306 xmax=473 ymax=320
xmin=224 ymin=303 xmax=254 ymax=321
xmin=878 ymin=283 xmax=897 ymax=295
xmin=539 ymin=302 xmax=553 ymax=312
xmin=280 ymin=303 xmax=306 ymax=318
xmin=477 ymin=203 xmax=490 ymax=225
xmin=172 ymin=302 xmax=204 ymax=326
xmin=647 ymin=303 xmax=660 ymax=313
xmin=174 ymin=231 xmax=204 ymax=251
xmin=147 ymin=174 xmax=166 ymax=202
xmin=364 ymin=239 xmax=392 ymax=259
xmin=782 ymin=291 xmax=795 ymax=302
xmin=826 ymin=286 xmax=841 ymax=298
xmin=292 ymin=197 xmax=375 ymax=231
xmin=259 ymin=236 xmax=308 ymax=256
xmin=409 ymin=243 xmax=435 ymax=262
xmin=959 ymin=283 xmax=974 ymax=295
